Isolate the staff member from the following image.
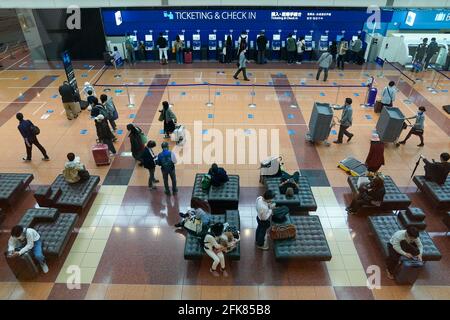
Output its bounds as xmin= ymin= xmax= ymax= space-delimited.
xmin=380 ymin=81 xmax=397 ymax=108
xmin=398 ymin=106 xmax=426 ymax=147
xmin=333 ymin=98 xmax=354 ymax=144
xmin=255 ymin=190 xmax=275 ymax=250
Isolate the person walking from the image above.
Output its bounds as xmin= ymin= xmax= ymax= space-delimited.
xmin=237 ymin=31 xmax=248 ymax=56
xmin=412 ymin=38 xmax=428 ymax=73
xmin=336 ymin=38 xmax=348 ymax=70
xmin=296 ymin=36 xmax=305 ymax=64
xmin=256 ymin=32 xmax=267 ymax=64
xmin=333 ymin=98 xmax=354 ymax=144
xmin=156 ymin=142 xmax=178 ymax=196
xmin=16 ymin=113 xmax=49 ymax=162
xmin=365 ymin=132 xmax=385 ymax=173
xmin=94 ymin=114 xmax=116 ymax=155
xmin=125 ymin=34 xmax=136 ymax=65
xmin=225 ymin=35 xmax=233 ymax=64
xmin=380 ymin=81 xmax=397 ymax=108
xmin=316 ymin=49 xmax=333 ymax=81
xmin=126 ymin=123 xmax=146 ymax=165
xmin=158 ymin=101 xmax=177 ymax=139
xmin=100 ymin=94 xmax=118 ymax=132
xmin=141 ymin=140 xmax=159 ymax=190
xmin=58 ymin=81 xmax=81 ymax=120
xmin=329 ymin=40 xmax=338 ymax=68
xmin=424 ymin=37 xmax=439 ymax=70
xmin=156 ymin=32 xmax=168 ymax=65
xmin=255 ymin=190 xmax=275 ymax=250
xmin=174 ymin=35 xmax=184 ymax=64
xmin=233 ymin=49 xmax=250 ymax=81
xmin=286 ymin=34 xmax=297 ymax=64
xmin=397 ymin=106 xmax=426 ymax=147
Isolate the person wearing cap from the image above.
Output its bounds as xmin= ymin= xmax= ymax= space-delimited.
xmin=255 ymin=190 xmax=276 ymax=250
xmin=398 ymin=106 xmax=426 ymax=147
xmin=82 ymin=81 xmax=96 ymax=99
xmin=156 ymin=142 xmax=178 ymax=195
xmin=94 ymin=114 xmax=116 ymax=155
xmin=365 ymin=132 xmax=385 ymax=173
xmin=333 ymin=98 xmax=354 ymax=144
xmin=141 ymin=140 xmax=160 ymax=189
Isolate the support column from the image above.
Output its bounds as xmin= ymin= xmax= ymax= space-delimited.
xmin=15 ymin=9 xmax=47 ymax=63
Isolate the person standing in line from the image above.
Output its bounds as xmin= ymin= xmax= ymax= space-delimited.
xmin=141 ymin=140 xmax=160 ymax=190
xmin=233 ymin=49 xmax=250 ymax=81
xmin=316 ymin=49 xmax=333 ymax=81
xmin=16 ymin=113 xmax=49 ymax=162
xmin=156 ymin=141 xmax=178 ymax=196
xmin=156 ymin=32 xmax=168 ymax=65
xmin=100 ymin=94 xmax=118 ymax=132
xmin=349 ymin=35 xmax=363 ymax=63
xmin=329 ymin=40 xmax=338 ymax=68
xmin=125 ymin=34 xmax=136 ymax=65
xmin=380 ymin=81 xmax=397 ymax=108
xmin=333 ymin=97 xmax=354 ymax=144
xmin=174 ymin=35 xmax=184 ymax=64
xmin=94 ymin=114 xmax=116 ymax=155
xmin=158 ymin=101 xmax=177 ymax=139
xmin=110 ymin=46 xmax=122 ymax=69
xmin=424 ymin=37 xmax=439 ymax=70
xmin=237 ymin=31 xmax=248 ymax=56
xmin=365 ymin=132 xmax=385 ymax=173
xmin=412 ymin=38 xmax=428 ymax=73
xmin=336 ymin=38 xmax=348 ymax=70
xmin=58 ymin=81 xmax=80 ymax=120
xmin=296 ymin=36 xmax=305 ymax=64
xmin=286 ymin=34 xmax=297 ymax=64
xmin=126 ymin=123 xmax=146 ymax=165
xmin=225 ymin=35 xmax=233 ymax=64
xmin=255 ymin=190 xmax=275 ymax=250
xmin=138 ymin=41 xmax=146 ymax=61
xmin=397 ymin=106 xmax=426 ymax=147
xmin=256 ymin=32 xmax=267 ymax=64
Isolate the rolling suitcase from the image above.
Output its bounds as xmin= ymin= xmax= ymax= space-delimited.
xmin=184 ymin=52 xmax=192 ymax=64
xmin=395 ymin=256 xmax=424 ymax=285
xmin=374 ymin=100 xmax=383 ymax=113
xmin=92 ymin=143 xmax=110 ymax=166
xmin=171 ymin=125 xmax=186 ymax=145
xmin=5 ymin=252 xmax=40 ymax=280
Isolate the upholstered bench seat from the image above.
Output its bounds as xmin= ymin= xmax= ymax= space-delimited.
xmin=413 ymin=176 xmax=450 ymax=210
xmin=368 ymin=215 xmax=441 ymax=261
xmin=265 ymin=176 xmax=317 ymax=213
xmin=348 ymin=176 xmax=411 ymax=211
xmin=273 ymin=215 xmax=332 ymax=261
xmin=184 ymin=210 xmax=240 ymax=261
xmin=0 ymin=173 xmax=34 ymax=207
xmin=398 ymin=207 xmax=427 ymax=231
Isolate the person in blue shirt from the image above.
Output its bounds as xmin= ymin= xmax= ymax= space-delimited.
xmin=16 ymin=113 xmax=49 ymax=162
xmin=156 ymin=142 xmax=178 ymax=195
xmin=398 ymin=106 xmax=426 ymax=147
xmin=333 ymin=98 xmax=354 ymax=144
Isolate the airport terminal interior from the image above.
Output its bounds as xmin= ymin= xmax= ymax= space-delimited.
xmin=0 ymin=1 xmax=449 ymax=301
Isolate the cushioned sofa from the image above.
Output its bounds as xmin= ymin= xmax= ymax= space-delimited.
xmin=347 ymin=176 xmax=411 ymax=211
xmin=413 ymin=176 xmax=450 ymax=211
xmin=264 ymin=176 xmax=317 ymax=213
xmin=0 ymin=173 xmax=34 ymax=207
xmin=184 ymin=210 xmax=240 ymax=261
xmin=34 ymin=174 xmax=100 ymax=213
xmin=191 ymin=174 xmax=239 ymax=214
xmin=273 ymin=215 xmax=332 ymax=261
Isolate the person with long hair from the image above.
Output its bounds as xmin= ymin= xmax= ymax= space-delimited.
xmin=126 ymin=123 xmax=146 ymax=165
xmin=158 ymin=101 xmax=177 ymax=138
xmin=365 ymin=132 xmax=385 ymax=173
xmin=346 ymin=175 xmax=385 ymax=214
xmin=397 ymin=106 xmax=426 ymax=147
xmin=225 ymin=35 xmax=233 ymax=63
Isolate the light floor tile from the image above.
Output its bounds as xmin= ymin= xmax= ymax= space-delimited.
xmin=238 ymin=286 xmax=259 ymax=300
xmin=341 ymin=255 xmax=364 ymax=270
xmin=79 ymin=267 xmax=97 ymax=284
xmin=81 ymin=252 xmax=103 ymax=268
xmin=325 ymin=255 xmax=346 ymax=271
xmin=86 ymin=239 xmax=108 ymax=253
xmin=0 ymin=283 xmax=17 ymax=300
xmin=143 ymin=285 xmax=164 ymax=300
xmin=181 ymin=285 xmax=202 ymax=300
xmin=77 ymin=227 xmax=97 ymax=239
xmin=315 ymin=286 xmax=337 ymax=300
xmin=346 ymin=270 xmax=368 ymax=287
xmin=102 ymin=205 xmax=121 ymax=216
xmin=85 ymin=284 xmax=108 ymax=300
xmin=92 ymin=226 xmax=113 ymax=240
xmin=71 ymin=238 xmax=91 ymax=253
xmin=276 ymin=286 xmax=298 ymax=300
xmin=98 ymin=216 xmax=117 ymax=227
xmin=258 ymin=286 xmax=279 ymax=300
xmin=9 ymin=282 xmax=54 ymax=300
xmin=295 ymin=286 xmax=317 ymax=300
xmin=163 ymin=285 xmax=183 ymax=300
xmin=328 ymin=270 xmax=351 ymax=287
xmin=336 ymin=241 xmax=358 ymax=255
xmin=422 ymin=286 xmax=450 ymax=300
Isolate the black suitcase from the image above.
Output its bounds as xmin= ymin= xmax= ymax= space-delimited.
xmin=394 ymin=256 xmax=424 ymax=285
xmin=5 ymin=252 xmax=40 ymax=280
xmin=443 ymin=105 xmax=450 ymax=115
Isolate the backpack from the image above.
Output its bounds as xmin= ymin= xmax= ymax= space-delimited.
xmin=201 ymin=174 xmax=212 ymax=190
xmin=158 ymin=152 xmax=175 ymax=173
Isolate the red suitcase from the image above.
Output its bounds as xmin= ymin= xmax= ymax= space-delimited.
xmin=184 ymin=51 xmax=192 ymax=64
xmin=92 ymin=143 xmax=110 ymax=166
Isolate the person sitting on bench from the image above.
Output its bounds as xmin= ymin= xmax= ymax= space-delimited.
xmin=7 ymin=225 xmax=49 ymax=274
xmin=174 ymin=197 xmax=211 ymax=231
xmin=386 ymin=226 xmax=423 ymax=280
xmin=346 ymin=175 xmax=385 ymax=214
xmin=63 ymin=152 xmax=90 ymax=184
xmin=423 ymin=152 xmax=450 ymax=185
xmin=208 ymin=163 xmax=229 ymax=187
xmin=279 ymin=171 xmax=300 ymax=194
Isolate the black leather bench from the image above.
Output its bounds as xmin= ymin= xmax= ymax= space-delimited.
xmin=368 ymin=215 xmax=442 ymax=261
xmin=398 ymin=207 xmax=427 ymax=231
xmin=413 ymin=176 xmax=450 ymax=211
xmin=184 ymin=210 xmax=240 ymax=261
xmin=264 ymin=176 xmax=317 ymax=213
xmin=273 ymin=215 xmax=332 ymax=261
xmin=34 ymin=175 xmax=100 ymax=213
xmin=191 ymin=174 xmax=239 ymax=214
xmin=0 ymin=173 xmax=34 ymax=207
xmin=347 ymin=175 xmax=411 ymax=211
xmin=444 ymin=212 xmax=450 ymax=235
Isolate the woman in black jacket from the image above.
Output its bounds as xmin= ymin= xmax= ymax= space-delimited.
xmin=126 ymin=123 xmax=145 ymax=165
xmin=95 ymin=114 xmax=116 ymax=155
xmin=225 ymin=36 xmax=233 ymax=64
xmin=346 ymin=175 xmax=385 ymax=214
xmin=141 ymin=140 xmax=159 ymax=189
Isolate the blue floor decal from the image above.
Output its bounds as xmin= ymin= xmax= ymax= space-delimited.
xmin=320 ymin=92 xmax=325 ymax=96
xmin=288 ymin=129 xmax=295 ymax=135
xmin=116 ymin=129 xmax=123 ymax=135
xmin=181 ymin=92 xmax=186 ymax=96
xmin=146 ymin=92 xmax=152 ymax=96
xmin=51 ymin=94 xmax=58 ymax=99
xmin=287 ymin=114 xmax=295 ymax=119
xmin=208 ymin=114 xmax=214 ymax=119
xmin=248 ymin=114 xmax=254 ymax=119
xmin=365 ymin=115 xmax=372 ymax=120
xmin=354 ymin=93 xmax=360 ymax=97
xmin=80 ymin=129 xmax=88 ymax=135
xmin=129 ymin=114 xmax=136 ymax=119
xmin=331 ymin=130 xmax=337 ymax=135
xmin=202 ymin=129 xmax=208 ymax=135
xmin=215 ymin=91 xmax=221 ymax=96
xmin=22 ymin=76 xmax=28 ymax=80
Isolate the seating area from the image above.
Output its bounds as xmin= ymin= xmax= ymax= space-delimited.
xmin=34 ymin=174 xmax=100 ymax=213
xmin=184 ymin=210 xmax=240 ymax=261
xmin=347 ymin=175 xmax=411 ymax=211
xmin=264 ymin=176 xmax=317 ymax=213
xmin=413 ymin=176 xmax=450 ymax=211
xmin=0 ymin=173 xmax=34 ymax=208
xmin=191 ymin=173 xmax=240 ymax=214
xmin=272 ymin=214 xmax=332 ymax=261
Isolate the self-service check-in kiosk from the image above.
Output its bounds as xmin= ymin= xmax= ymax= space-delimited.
xmin=305 ymin=34 xmax=314 ymax=60
xmin=272 ymin=34 xmax=281 ymax=60
xmin=193 ymin=33 xmax=201 ymax=61
xmin=319 ymin=35 xmax=329 ymax=52
xmin=144 ymin=34 xmax=153 ymax=60
xmin=208 ymin=33 xmax=217 ymax=61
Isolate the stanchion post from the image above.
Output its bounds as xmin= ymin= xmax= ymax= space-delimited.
xmin=126 ymin=83 xmax=135 ymax=108
xmin=248 ymin=81 xmax=256 ymax=108
xmin=334 ymin=86 xmax=341 ymax=105
xmin=205 ymin=83 xmax=214 ymax=107
xmin=434 ymin=73 xmax=441 ymax=91
xmin=167 ymin=85 xmax=174 ymax=107
xmin=403 ymin=78 xmax=415 ymax=105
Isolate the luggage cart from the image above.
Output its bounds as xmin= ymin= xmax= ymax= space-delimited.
xmin=375 ymin=107 xmax=411 ymax=146
xmin=259 ymin=156 xmax=283 ymax=184
xmin=305 ymin=102 xmax=339 ymax=147
xmin=338 ymin=157 xmax=368 ymax=176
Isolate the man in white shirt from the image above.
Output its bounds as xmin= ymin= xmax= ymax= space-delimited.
xmin=7 ymin=225 xmax=49 ymax=273
xmin=386 ymin=226 xmax=423 ymax=279
xmin=255 ymin=190 xmax=275 ymax=250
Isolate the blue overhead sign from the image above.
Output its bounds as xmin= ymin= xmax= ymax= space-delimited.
xmin=391 ymin=9 xmax=450 ymax=29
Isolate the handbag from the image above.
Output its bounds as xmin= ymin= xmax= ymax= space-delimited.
xmin=270 ymin=224 xmax=296 ymax=240
xmin=139 ymin=132 xmax=148 ymax=145
xmin=271 ymin=206 xmax=289 ymax=223
xmin=31 ymin=125 xmax=40 ymax=136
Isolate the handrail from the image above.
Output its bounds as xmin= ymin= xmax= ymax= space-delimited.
xmin=384 ymin=59 xmax=416 ymax=85
xmin=431 ymin=67 xmax=450 ymax=81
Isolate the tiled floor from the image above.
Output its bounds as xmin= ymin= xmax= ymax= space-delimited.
xmin=0 ymin=52 xmax=449 ymax=299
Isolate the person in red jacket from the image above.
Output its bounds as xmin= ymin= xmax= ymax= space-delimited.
xmin=365 ymin=132 xmax=385 ymax=173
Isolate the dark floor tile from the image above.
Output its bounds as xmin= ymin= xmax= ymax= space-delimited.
xmin=300 ymin=169 xmax=331 ymax=187
xmin=47 ymin=283 xmax=89 ymax=300
xmin=334 ymin=287 xmax=374 ymax=300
